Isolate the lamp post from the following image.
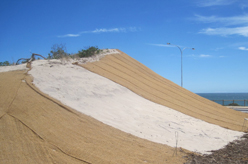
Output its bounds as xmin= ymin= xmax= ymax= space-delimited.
xmin=167 ymin=43 xmax=195 ymax=88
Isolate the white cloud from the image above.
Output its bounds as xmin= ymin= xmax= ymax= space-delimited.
xmin=199 ymin=26 xmax=248 ymax=37
xmin=188 ymin=53 xmax=223 ymax=58
xmin=148 ymin=43 xmax=170 ymax=47
xmin=197 ymin=0 xmax=237 ymax=7
xmin=57 ymin=27 xmax=138 ymax=38
xmin=84 ymin=27 xmax=138 ymax=34
xmin=239 ymin=46 xmax=248 ymax=50
xmin=187 ymin=54 xmax=212 ymax=58
xmin=194 ymin=14 xmax=248 ymax=26
xmin=193 ymin=13 xmax=248 ymax=37
xmin=57 ymin=34 xmax=80 ymax=38
xmin=199 ymin=54 xmax=211 ymax=58
xmin=92 ymin=28 xmax=125 ymax=33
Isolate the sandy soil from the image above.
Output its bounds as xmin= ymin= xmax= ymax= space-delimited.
xmin=0 ymin=63 xmax=27 ymax=72
xmin=1 ymin=49 xmax=247 ymax=163
xmin=27 ymin=56 xmax=244 ymax=154
xmin=0 ymin=70 xmax=186 ymax=164
xmin=82 ymin=50 xmax=248 ymax=133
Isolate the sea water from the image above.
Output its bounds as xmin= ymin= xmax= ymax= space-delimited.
xmin=196 ymin=93 xmax=248 ymax=106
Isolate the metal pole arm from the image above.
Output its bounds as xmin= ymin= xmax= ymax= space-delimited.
xmin=166 ymin=43 xmax=195 ymax=88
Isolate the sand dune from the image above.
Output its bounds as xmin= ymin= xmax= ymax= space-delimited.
xmin=1 ymin=49 xmax=247 ymax=163
xmin=27 ymin=56 xmax=244 ymax=154
xmin=0 ymin=70 xmax=185 ymax=164
xmin=82 ymin=50 xmax=248 ymax=132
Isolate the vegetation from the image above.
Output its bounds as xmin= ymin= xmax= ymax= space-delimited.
xmin=228 ymin=102 xmax=239 ymax=106
xmin=47 ymin=44 xmax=69 ymax=59
xmin=1 ymin=44 xmax=104 ymax=66
xmin=0 ymin=61 xmax=10 ymax=66
xmin=47 ymin=44 xmax=102 ymax=59
xmin=78 ymin=46 xmax=102 ymax=58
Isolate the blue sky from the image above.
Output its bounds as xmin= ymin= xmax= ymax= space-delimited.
xmin=1 ymin=0 xmax=248 ymax=93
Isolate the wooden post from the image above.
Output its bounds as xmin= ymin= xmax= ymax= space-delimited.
xmin=222 ymin=100 xmax=224 ymax=106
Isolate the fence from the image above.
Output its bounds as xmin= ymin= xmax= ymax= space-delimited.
xmin=212 ymin=100 xmax=248 ymax=106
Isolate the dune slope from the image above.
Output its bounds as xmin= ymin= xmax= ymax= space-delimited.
xmin=81 ymin=50 xmax=248 ymax=132
xmin=0 ymin=70 xmax=185 ymax=164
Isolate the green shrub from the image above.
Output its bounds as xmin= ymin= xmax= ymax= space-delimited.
xmin=78 ymin=46 xmax=102 ymax=58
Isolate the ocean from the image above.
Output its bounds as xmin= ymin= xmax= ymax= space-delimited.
xmin=196 ymin=93 xmax=248 ymax=106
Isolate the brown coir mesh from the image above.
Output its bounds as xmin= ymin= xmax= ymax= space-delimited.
xmin=81 ymin=49 xmax=248 ymax=132
xmin=0 ymin=70 xmax=186 ymax=163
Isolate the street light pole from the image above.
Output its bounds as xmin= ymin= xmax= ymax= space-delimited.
xmin=167 ymin=43 xmax=195 ymax=88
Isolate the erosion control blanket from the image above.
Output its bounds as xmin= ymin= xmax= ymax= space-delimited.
xmin=81 ymin=50 xmax=248 ymax=132
xmin=0 ymin=70 xmax=185 ymax=164
xmin=1 ymin=49 xmax=247 ymax=163
xmin=27 ymin=54 xmax=244 ymax=155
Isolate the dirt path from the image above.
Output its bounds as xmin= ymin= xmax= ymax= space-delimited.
xmin=0 ymin=70 xmax=186 ymax=163
xmin=81 ymin=50 xmax=248 ymax=132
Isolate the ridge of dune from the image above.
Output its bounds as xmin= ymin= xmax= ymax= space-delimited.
xmin=81 ymin=49 xmax=248 ymax=132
